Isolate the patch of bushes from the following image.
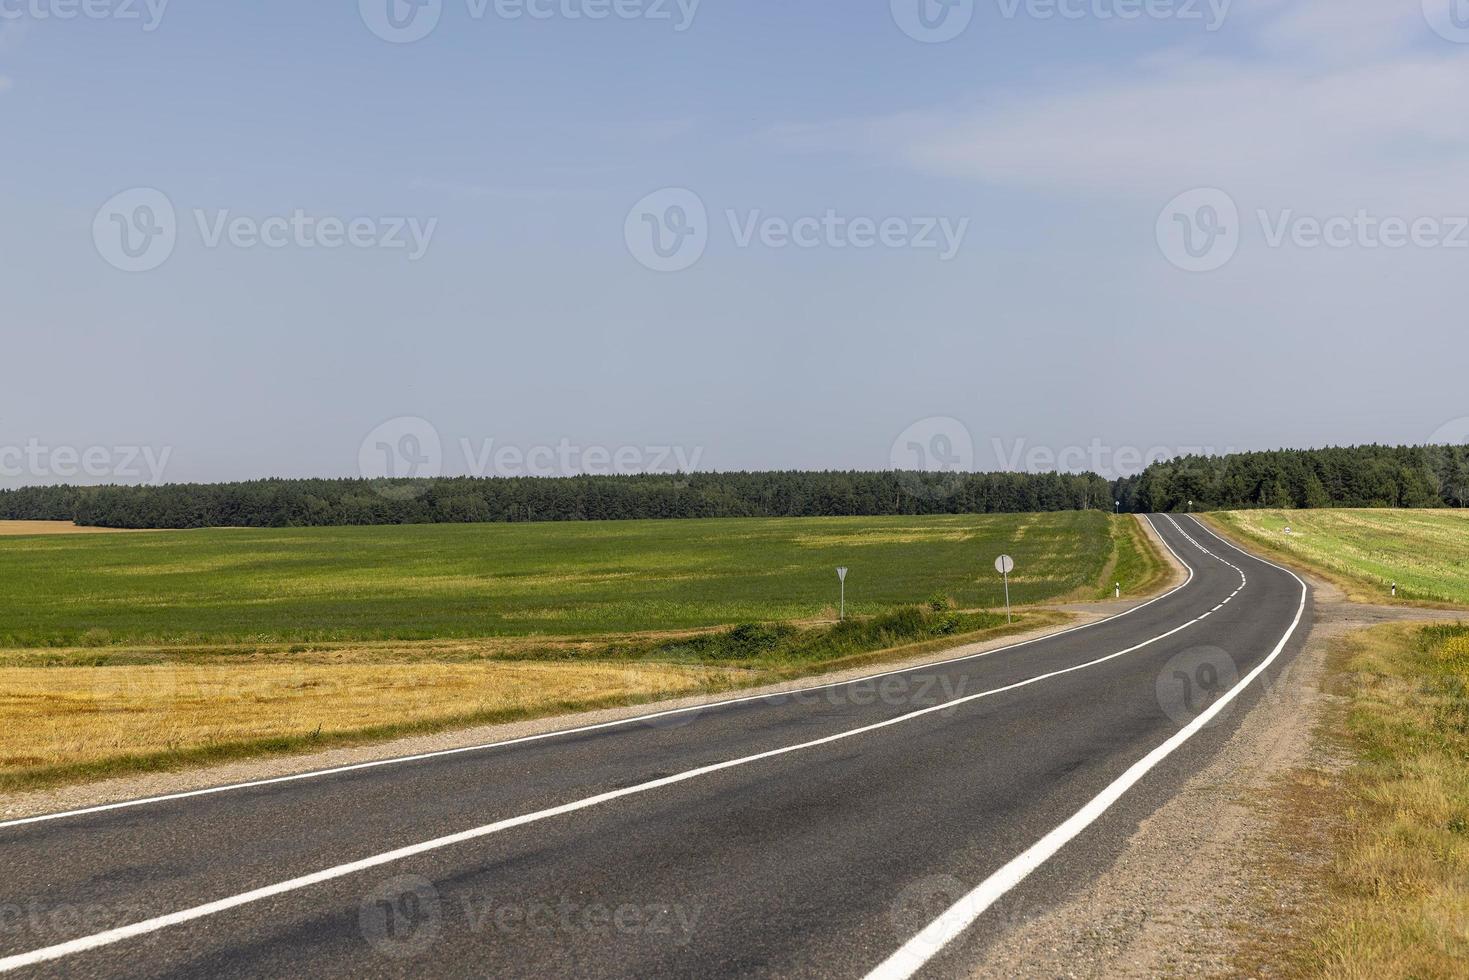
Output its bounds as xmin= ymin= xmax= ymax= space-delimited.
xmin=688 ymin=606 xmax=1004 ymax=667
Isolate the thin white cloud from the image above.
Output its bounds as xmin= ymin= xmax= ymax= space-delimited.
xmin=772 ymin=1 xmax=1469 ymax=213
xmin=1251 ymin=0 xmax=1426 ymax=61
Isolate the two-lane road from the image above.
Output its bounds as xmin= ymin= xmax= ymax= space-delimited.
xmin=0 ymin=516 xmax=1309 ymax=978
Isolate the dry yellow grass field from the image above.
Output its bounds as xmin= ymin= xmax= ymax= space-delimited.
xmin=0 ymin=658 xmax=739 ymax=784
xmin=0 ymin=520 xmax=135 ymax=536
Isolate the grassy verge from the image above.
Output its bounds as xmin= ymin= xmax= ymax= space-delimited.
xmin=1204 ymin=510 xmax=1469 ymax=608
xmin=0 ymin=609 xmax=1051 ymax=794
xmin=1095 ymin=514 xmax=1171 ymax=600
xmin=1268 ymin=622 xmax=1469 ymax=977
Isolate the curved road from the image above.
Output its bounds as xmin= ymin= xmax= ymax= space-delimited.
xmin=0 ymin=515 xmax=1309 ymax=978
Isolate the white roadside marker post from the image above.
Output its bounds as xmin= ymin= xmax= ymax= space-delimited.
xmin=1115 ymin=582 xmax=1121 ymax=599
xmin=995 ymin=554 xmax=1015 ymax=624
xmin=837 ymin=567 xmax=848 ymax=621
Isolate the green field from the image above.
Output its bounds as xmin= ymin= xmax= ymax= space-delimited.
xmin=0 ymin=512 xmax=1169 ymax=788
xmin=1208 ymin=509 xmax=1469 ymax=606
xmin=0 ymin=512 xmax=1151 ymax=649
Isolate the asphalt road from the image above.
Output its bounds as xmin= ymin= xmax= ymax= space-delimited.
xmin=0 ymin=515 xmax=1310 ymax=979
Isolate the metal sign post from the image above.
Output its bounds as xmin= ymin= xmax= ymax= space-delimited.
xmin=837 ymin=567 xmax=848 ymax=621
xmin=995 ymin=554 xmax=1015 ymax=624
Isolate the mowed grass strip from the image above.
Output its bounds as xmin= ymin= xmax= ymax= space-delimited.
xmin=0 ymin=512 xmax=1129 ymax=648
xmin=1207 ymin=509 xmax=1469 ymax=607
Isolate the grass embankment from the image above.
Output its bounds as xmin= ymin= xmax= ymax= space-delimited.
xmin=1206 ymin=509 xmax=1469 ymax=607
xmin=1278 ymin=623 xmax=1469 ymax=977
xmin=1 ymin=512 xmax=1157 ymax=791
xmin=1103 ymin=511 xmax=1173 ymax=599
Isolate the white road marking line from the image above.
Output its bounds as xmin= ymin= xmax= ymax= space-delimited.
xmin=0 ymin=519 xmax=1230 ymax=973
xmin=862 ymin=514 xmax=1306 ymax=980
xmin=1 ymin=518 xmax=1198 ymax=832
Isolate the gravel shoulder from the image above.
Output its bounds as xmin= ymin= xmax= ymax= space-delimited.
xmin=969 ymin=533 xmax=1459 ymax=978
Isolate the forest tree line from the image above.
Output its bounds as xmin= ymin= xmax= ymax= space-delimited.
xmin=1 ymin=444 xmax=1465 ymax=529
xmin=0 ymin=471 xmax=1113 ymax=529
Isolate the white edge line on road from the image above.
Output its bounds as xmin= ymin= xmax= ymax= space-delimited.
xmin=0 ymin=518 xmax=1224 ymax=974
xmin=861 ymin=514 xmax=1308 ymax=980
xmin=1 ymin=516 xmax=1196 ymax=832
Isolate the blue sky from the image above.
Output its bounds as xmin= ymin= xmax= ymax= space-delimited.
xmin=3 ymin=1 xmax=1468 ymax=487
